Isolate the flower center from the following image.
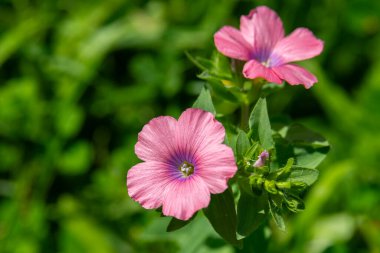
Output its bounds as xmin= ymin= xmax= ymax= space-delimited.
xmin=261 ymin=59 xmax=271 ymax=67
xmin=178 ymin=161 xmax=194 ymax=177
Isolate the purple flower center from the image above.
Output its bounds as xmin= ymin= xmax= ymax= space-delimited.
xmin=178 ymin=161 xmax=194 ymax=177
xmin=251 ymin=51 xmax=283 ymax=68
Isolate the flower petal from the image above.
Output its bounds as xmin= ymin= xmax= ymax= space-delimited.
xmin=162 ymin=176 xmax=210 ymax=220
xmin=195 ymin=144 xmax=237 ymax=194
xmin=240 ymin=11 xmax=255 ymax=45
xmin=214 ymin=26 xmax=252 ymax=61
xmin=271 ymin=28 xmax=323 ymax=64
xmin=272 ymin=64 xmax=318 ymax=89
xmin=176 ymin=108 xmax=225 ymax=160
xmin=250 ymin=6 xmax=284 ymax=62
xmin=127 ymin=161 xmax=175 ymax=209
xmin=243 ymin=60 xmax=282 ymax=84
xmin=135 ymin=116 xmax=177 ymax=162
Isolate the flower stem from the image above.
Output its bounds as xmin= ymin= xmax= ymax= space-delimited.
xmin=240 ymin=102 xmax=249 ymax=131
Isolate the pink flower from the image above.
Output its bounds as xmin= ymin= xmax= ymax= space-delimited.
xmin=253 ymin=150 xmax=269 ymax=168
xmin=214 ymin=6 xmax=323 ymax=88
xmin=127 ymin=108 xmax=237 ymax=220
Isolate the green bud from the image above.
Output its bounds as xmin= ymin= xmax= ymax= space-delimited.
xmin=264 ymin=180 xmax=278 ymax=195
xmin=283 ymin=194 xmax=305 ymax=213
xmin=250 ymin=175 xmax=264 ymax=195
xmin=275 ymin=158 xmax=294 ymax=179
xmin=275 ymin=181 xmax=292 ymax=190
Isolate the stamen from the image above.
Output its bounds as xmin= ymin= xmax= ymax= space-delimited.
xmin=178 ymin=161 xmax=194 ymax=177
xmin=261 ymin=59 xmax=271 ymax=67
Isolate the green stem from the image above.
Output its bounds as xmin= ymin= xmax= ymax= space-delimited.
xmin=240 ymin=102 xmax=249 ymax=131
xmin=250 ymin=79 xmax=265 ymax=103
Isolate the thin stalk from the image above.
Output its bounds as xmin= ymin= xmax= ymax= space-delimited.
xmin=240 ymin=102 xmax=249 ymax=131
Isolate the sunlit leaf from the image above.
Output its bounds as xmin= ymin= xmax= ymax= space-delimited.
xmin=192 ymin=87 xmax=216 ymax=115
xmin=248 ymin=98 xmax=274 ymax=150
xmin=286 ymin=167 xmax=319 ymax=186
xmin=236 ymin=129 xmax=250 ymax=159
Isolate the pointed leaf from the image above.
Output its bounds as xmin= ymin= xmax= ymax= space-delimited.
xmin=205 ymin=78 xmax=239 ymax=103
xmin=185 ymin=51 xmax=212 ymax=71
xmin=285 ymin=124 xmax=329 ymax=148
xmin=236 ymin=129 xmax=250 ymax=159
xmin=192 ymin=87 xmax=216 ymax=115
xmin=237 ymin=191 xmax=268 ymax=236
xmin=268 ymin=197 xmax=285 ymax=231
xmin=166 ymin=215 xmax=196 ymax=232
xmin=294 ymin=146 xmax=330 ymax=169
xmin=285 ymin=124 xmax=330 ymax=169
xmin=203 ymin=188 xmax=242 ymax=247
xmin=286 ymin=167 xmax=319 ymax=186
xmin=248 ymin=98 xmax=274 ymax=149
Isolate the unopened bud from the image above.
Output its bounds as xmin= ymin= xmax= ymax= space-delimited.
xmin=253 ymin=150 xmax=269 ymax=167
xmin=264 ymin=180 xmax=278 ymax=194
xmin=275 ymin=181 xmax=292 ymax=190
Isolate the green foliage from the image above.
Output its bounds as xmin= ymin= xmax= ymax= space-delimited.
xmin=192 ymin=87 xmax=216 ymax=115
xmin=167 ymin=216 xmax=195 ymax=232
xmin=236 ymin=129 xmax=250 ymax=160
xmin=248 ymin=98 xmax=274 ymax=149
xmin=203 ymin=189 xmax=242 ymax=248
xmin=0 ymin=0 xmax=378 ymax=252
xmin=237 ymin=191 xmax=268 ymax=236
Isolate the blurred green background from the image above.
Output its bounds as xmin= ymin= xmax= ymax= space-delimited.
xmin=0 ymin=0 xmax=379 ymax=252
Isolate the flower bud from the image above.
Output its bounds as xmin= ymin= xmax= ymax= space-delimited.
xmin=253 ymin=150 xmax=269 ymax=167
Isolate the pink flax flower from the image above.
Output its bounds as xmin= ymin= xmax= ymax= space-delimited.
xmin=214 ymin=6 xmax=324 ymax=88
xmin=127 ymin=108 xmax=237 ymax=220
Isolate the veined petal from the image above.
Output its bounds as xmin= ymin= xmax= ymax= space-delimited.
xmin=272 ymin=64 xmax=318 ymax=89
xmin=135 ymin=116 xmax=177 ymax=162
xmin=162 ymin=176 xmax=210 ymax=220
xmin=127 ymin=161 xmax=175 ymax=209
xmin=243 ymin=60 xmax=282 ymax=84
xmin=195 ymin=144 xmax=237 ymax=194
xmin=271 ymin=28 xmax=323 ymax=64
xmin=250 ymin=6 xmax=284 ymax=62
xmin=177 ymin=108 xmax=225 ymax=160
xmin=240 ymin=11 xmax=255 ymax=45
xmin=214 ymin=26 xmax=252 ymax=61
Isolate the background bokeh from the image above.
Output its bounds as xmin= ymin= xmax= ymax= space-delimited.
xmin=0 ymin=0 xmax=379 ymax=252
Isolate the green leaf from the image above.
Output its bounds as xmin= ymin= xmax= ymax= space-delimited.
xmin=224 ymin=124 xmax=238 ymax=154
xmin=203 ymin=188 xmax=242 ymax=247
xmin=272 ymin=133 xmax=294 ymax=171
xmin=211 ymin=51 xmax=231 ymax=76
xmin=192 ymin=87 xmax=216 ymax=115
xmin=272 ymin=158 xmax=295 ymax=180
xmin=185 ymin=51 xmax=212 ymax=71
xmin=285 ymin=124 xmax=329 ymax=148
xmin=268 ymin=197 xmax=285 ymax=231
xmin=284 ymin=124 xmax=330 ymax=169
xmin=294 ymin=146 xmax=330 ymax=169
xmin=286 ymin=167 xmax=319 ymax=186
xmin=205 ymin=77 xmax=239 ymax=103
xmin=166 ymin=215 xmax=196 ymax=232
xmin=237 ymin=224 xmax=268 ymax=253
xmin=248 ymin=98 xmax=274 ymax=150
xmin=283 ymin=193 xmax=305 ymax=213
xmin=237 ymin=191 xmax=268 ymax=237
xmin=236 ymin=129 xmax=250 ymax=159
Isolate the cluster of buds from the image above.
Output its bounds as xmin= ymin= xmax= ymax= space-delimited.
xmin=247 ymin=152 xmax=309 ymax=213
